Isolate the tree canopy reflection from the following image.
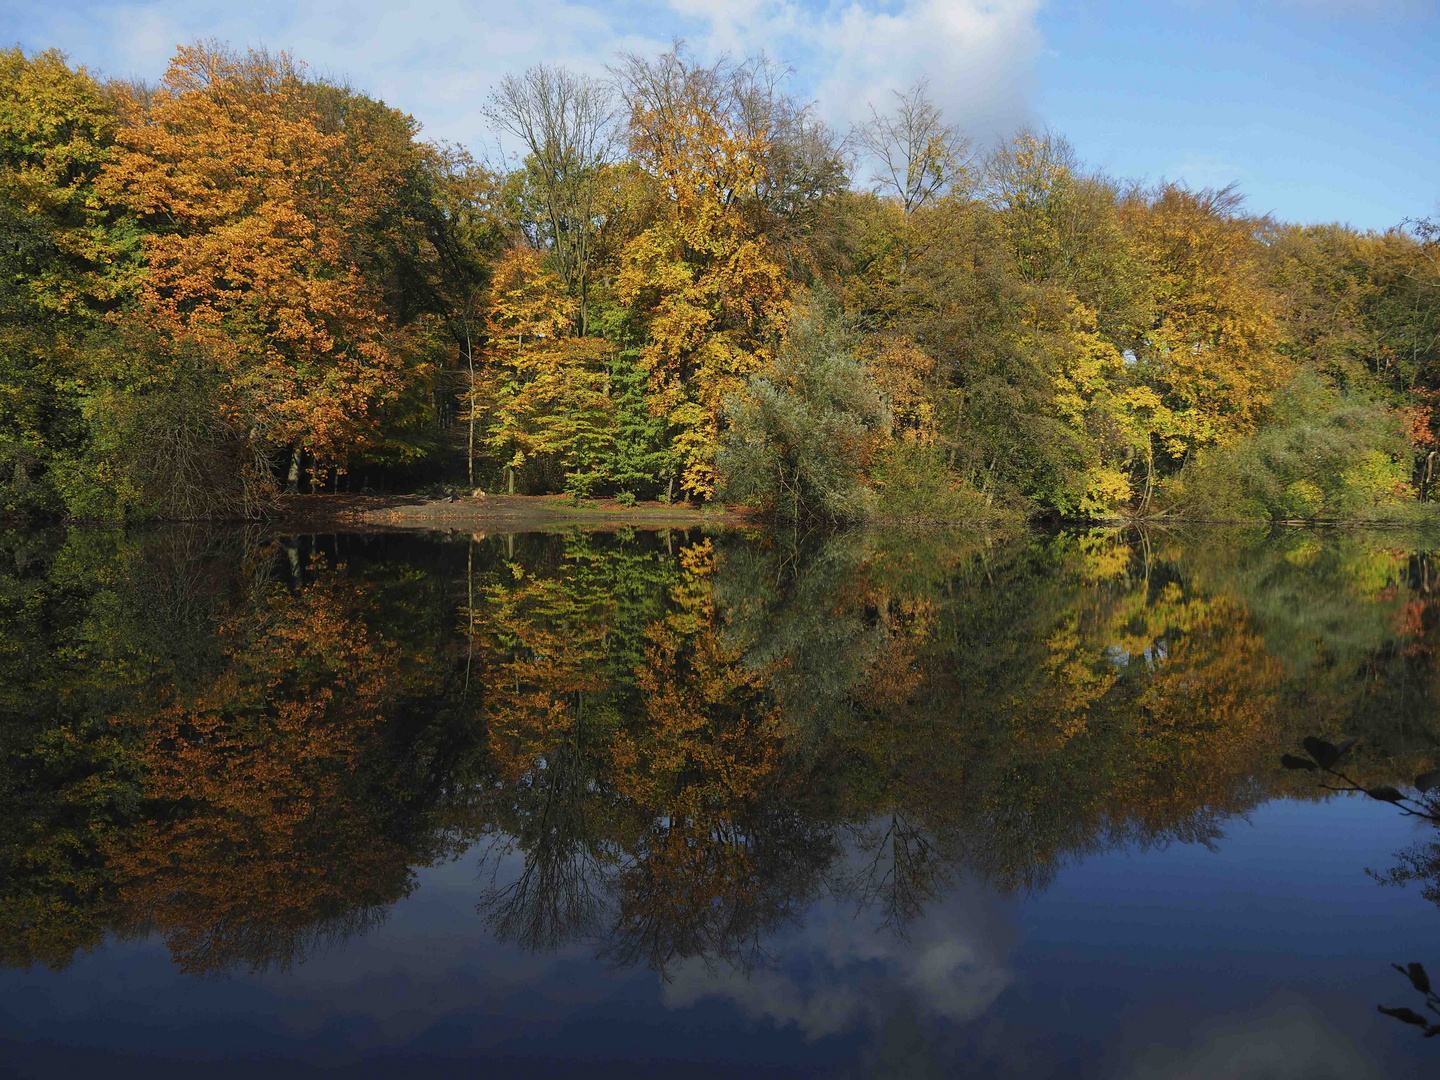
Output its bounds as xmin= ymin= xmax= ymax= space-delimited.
xmin=1 ymin=524 xmax=1437 ymax=977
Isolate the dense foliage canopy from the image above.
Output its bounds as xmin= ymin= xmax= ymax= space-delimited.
xmin=3 ymin=42 xmax=1438 ymax=521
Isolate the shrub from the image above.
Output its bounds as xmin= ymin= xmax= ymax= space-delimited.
xmin=0 ymin=442 xmax=60 ymax=518
xmin=1169 ymin=370 xmax=1419 ymax=522
xmin=870 ymin=441 xmax=1002 ymax=522
xmin=719 ymin=306 xmax=889 ymax=522
xmin=59 ymin=367 xmax=272 ymax=521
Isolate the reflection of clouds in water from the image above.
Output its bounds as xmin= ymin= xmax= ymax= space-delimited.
xmin=216 ymin=834 xmax=1013 ymax=1057
xmin=240 ymin=850 xmax=620 ymax=1048
xmin=231 ymin=833 xmax=1016 ymax=1053
xmin=661 ymin=845 xmax=1016 ymax=1041
xmin=1119 ymin=997 xmax=1383 ymax=1080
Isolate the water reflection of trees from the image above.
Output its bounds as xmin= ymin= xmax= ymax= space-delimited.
xmin=2 ymin=524 xmax=1438 ymax=978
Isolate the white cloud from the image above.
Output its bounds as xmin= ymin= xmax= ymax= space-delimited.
xmin=669 ymin=0 xmax=1043 ymax=139
xmin=19 ymin=0 xmax=1044 ymax=154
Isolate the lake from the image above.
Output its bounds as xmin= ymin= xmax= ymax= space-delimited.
xmin=1 ymin=524 xmax=1437 ymax=1077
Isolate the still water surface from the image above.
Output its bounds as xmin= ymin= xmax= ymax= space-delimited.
xmin=1 ymin=525 xmax=1438 ymax=1076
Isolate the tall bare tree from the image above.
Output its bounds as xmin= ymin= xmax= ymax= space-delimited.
xmin=485 ymin=65 xmax=615 ymax=335
xmin=730 ymin=53 xmax=847 ymax=255
xmin=852 ymin=77 xmax=970 ymax=222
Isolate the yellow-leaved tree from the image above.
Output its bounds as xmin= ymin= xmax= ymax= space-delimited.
xmin=613 ymin=48 xmax=789 ymax=499
xmin=479 ymin=246 xmax=615 ymax=494
xmin=1122 ymin=185 xmax=1288 ymax=470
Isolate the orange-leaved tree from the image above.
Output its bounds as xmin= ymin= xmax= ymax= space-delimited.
xmin=100 ymin=42 xmax=438 ymax=481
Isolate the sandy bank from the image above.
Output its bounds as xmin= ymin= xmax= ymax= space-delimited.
xmin=270 ymin=492 xmax=755 ymax=532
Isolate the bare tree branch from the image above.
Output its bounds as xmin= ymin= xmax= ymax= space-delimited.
xmin=485 ymin=65 xmax=616 ymax=335
xmin=852 ymin=78 xmax=970 ymax=221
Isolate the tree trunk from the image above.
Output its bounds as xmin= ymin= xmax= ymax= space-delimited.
xmin=1140 ymin=442 xmax=1156 ymax=516
xmin=465 ymin=325 xmax=476 ymax=489
xmin=463 ymin=539 xmax=475 ymax=697
xmin=286 ymin=447 xmax=301 ymax=494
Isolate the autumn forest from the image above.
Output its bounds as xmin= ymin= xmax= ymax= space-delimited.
xmin=4 ymin=41 xmax=1440 ymax=524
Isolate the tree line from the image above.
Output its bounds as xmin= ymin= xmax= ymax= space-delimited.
xmin=3 ymin=41 xmax=1439 ymax=521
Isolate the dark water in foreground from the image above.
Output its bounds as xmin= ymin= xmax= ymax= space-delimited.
xmin=1 ymin=525 xmax=1439 ymax=1077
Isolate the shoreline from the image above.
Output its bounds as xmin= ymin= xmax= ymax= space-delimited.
xmin=11 ymin=497 xmax=1435 ymax=533
xmin=268 ymin=492 xmax=758 ymax=532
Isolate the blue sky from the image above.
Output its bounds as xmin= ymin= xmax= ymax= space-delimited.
xmin=6 ymin=0 xmax=1436 ymax=230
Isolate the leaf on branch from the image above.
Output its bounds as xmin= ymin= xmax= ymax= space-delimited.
xmin=1395 ymin=962 xmax=1432 ymax=995
xmin=1280 ymin=754 xmax=1318 ymax=771
xmin=1379 ymin=1005 xmax=1429 ymax=1027
xmin=1367 ymin=786 xmax=1405 ymax=804
xmin=1303 ymin=737 xmax=1341 ymax=769
xmin=1415 ymin=770 xmax=1440 ymax=794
